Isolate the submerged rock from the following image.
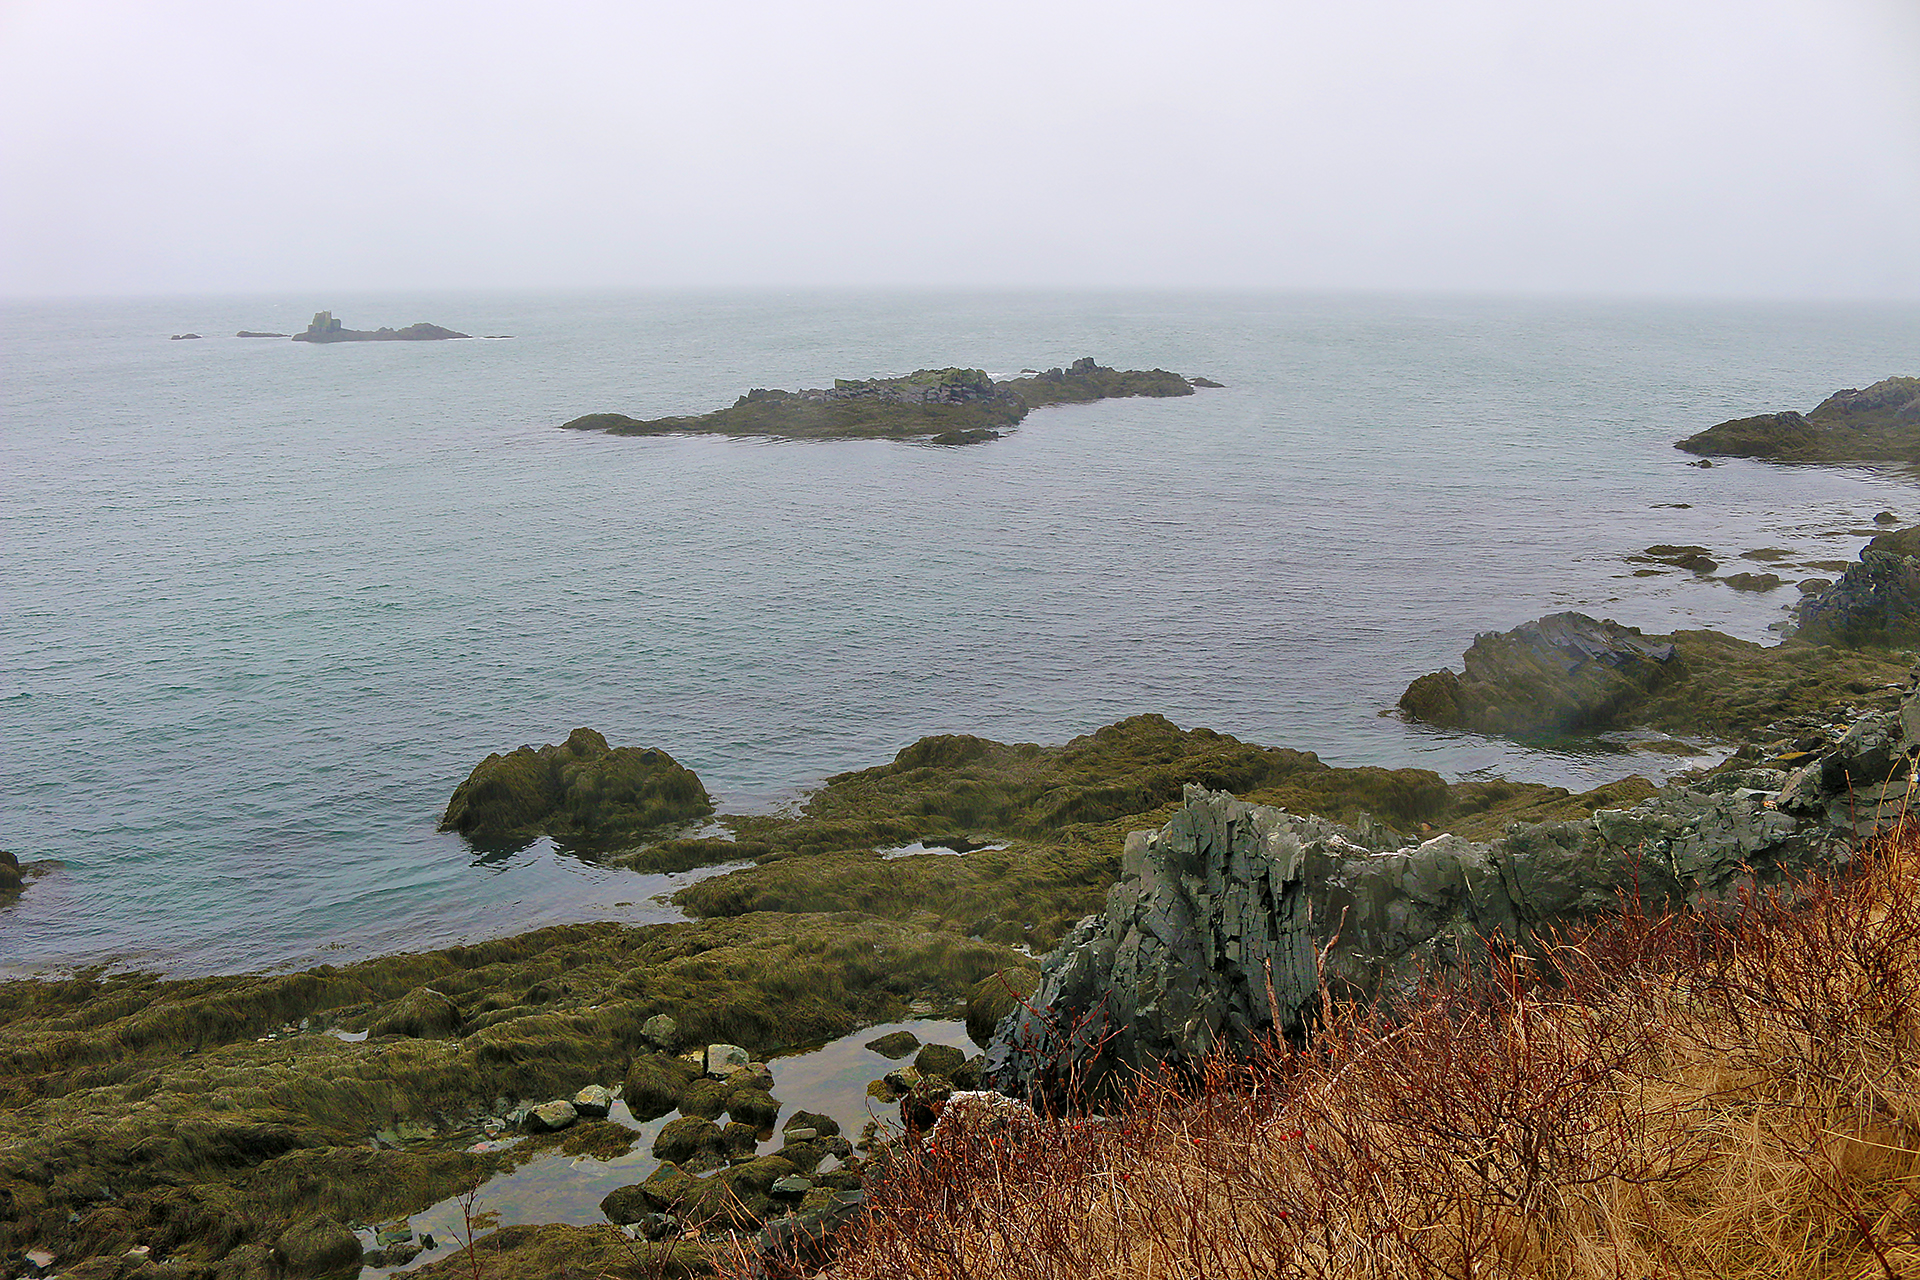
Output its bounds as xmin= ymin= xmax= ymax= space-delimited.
xmin=440 ymin=728 xmax=712 ymax=851
xmin=1398 ymin=612 xmax=1678 ymax=736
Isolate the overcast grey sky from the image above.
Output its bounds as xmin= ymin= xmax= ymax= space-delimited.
xmin=2 ymin=0 xmax=1916 ymax=299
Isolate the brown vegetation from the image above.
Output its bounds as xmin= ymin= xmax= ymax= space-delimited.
xmin=794 ymin=819 xmax=1920 ymax=1280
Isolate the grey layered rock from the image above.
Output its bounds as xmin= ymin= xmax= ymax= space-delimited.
xmin=988 ymin=731 xmax=1895 ymax=1102
xmin=1795 ymin=525 xmax=1920 ymax=647
xmin=523 ymin=1100 xmax=578 ymax=1132
xmin=572 ymin=1084 xmax=614 ymax=1118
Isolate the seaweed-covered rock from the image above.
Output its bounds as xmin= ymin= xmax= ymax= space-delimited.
xmin=0 ymin=850 xmax=21 ymax=901
xmin=964 ymin=968 xmax=1039 ymax=1047
xmin=1676 ymin=376 xmax=1920 ymax=465
xmin=1398 ymin=612 xmax=1678 ymax=736
xmin=571 ymin=1084 xmax=613 ymax=1118
xmin=863 ymin=1030 xmax=919 ymax=1058
xmin=439 ymin=728 xmax=712 ymax=850
xmin=624 ymin=1053 xmax=695 ymax=1120
xmin=652 ymin=1115 xmax=726 ymax=1164
xmin=273 ymin=1216 xmax=362 ymax=1279
xmin=912 ymin=1043 xmax=966 ymax=1078
xmin=369 ymin=987 xmax=462 ymax=1039
xmin=1796 ymin=525 xmax=1920 ymax=647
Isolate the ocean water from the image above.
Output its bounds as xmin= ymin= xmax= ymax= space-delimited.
xmin=2 ymin=290 xmax=1916 ymax=977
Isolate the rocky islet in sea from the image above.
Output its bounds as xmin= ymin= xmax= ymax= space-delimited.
xmin=7 ymin=374 xmax=1920 ymax=1277
xmin=559 ymin=355 xmax=1212 ymax=443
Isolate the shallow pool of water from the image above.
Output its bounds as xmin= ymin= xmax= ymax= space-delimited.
xmin=361 ymin=1018 xmax=978 ymax=1272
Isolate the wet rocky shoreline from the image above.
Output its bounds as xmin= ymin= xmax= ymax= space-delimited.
xmin=7 ymin=377 xmax=1920 ymax=1280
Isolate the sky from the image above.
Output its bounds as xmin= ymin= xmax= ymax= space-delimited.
xmin=1 ymin=0 xmax=1916 ymax=300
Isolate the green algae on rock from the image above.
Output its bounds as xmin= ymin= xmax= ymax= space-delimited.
xmin=1675 ymin=375 xmax=1920 ymax=466
xmin=559 ymin=357 xmax=1206 ymax=442
xmin=440 ymin=728 xmax=712 ymax=851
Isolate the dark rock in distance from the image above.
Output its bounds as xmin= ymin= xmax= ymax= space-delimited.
xmin=440 ymin=728 xmax=712 ymax=851
xmin=1190 ymin=376 xmax=1225 ymax=388
xmin=1721 ymin=571 xmax=1785 ymax=592
xmin=1676 ymin=376 xmax=1920 ymax=465
xmin=237 ymin=330 xmax=289 ymax=338
xmin=0 ymin=850 xmax=22 ymax=901
xmin=560 ymin=357 xmax=1198 ymax=443
xmin=1398 ymin=612 xmax=1678 ymax=737
xmin=291 ymin=310 xmax=470 ymax=343
xmin=170 ymin=333 xmax=202 ymax=340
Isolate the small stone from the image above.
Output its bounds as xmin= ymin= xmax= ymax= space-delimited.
xmin=706 ymin=1043 xmax=750 ymax=1076
xmin=781 ymin=1126 xmax=818 ymax=1142
xmin=524 ymin=1100 xmax=579 ymax=1132
xmin=375 ymin=1223 xmax=413 ymax=1247
xmin=641 ymin=1013 xmax=680 ymax=1051
xmin=864 ymin=1030 xmax=920 ymax=1058
xmin=771 ymin=1174 xmax=814 ymax=1195
xmin=573 ymin=1084 xmax=614 ymax=1118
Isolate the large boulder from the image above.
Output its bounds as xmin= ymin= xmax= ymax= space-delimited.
xmin=439 ymin=728 xmax=712 ymax=850
xmin=1398 ymin=612 xmax=1678 ymax=736
xmin=368 ymin=987 xmax=462 ymax=1039
xmin=0 ymin=850 xmax=21 ymax=901
xmin=1795 ymin=525 xmax=1920 ymax=647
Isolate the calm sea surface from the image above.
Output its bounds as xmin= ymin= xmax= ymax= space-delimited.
xmin=3 ymin=290 xmax=1916 ymax=976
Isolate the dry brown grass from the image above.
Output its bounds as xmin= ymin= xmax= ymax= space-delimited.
xmin=776 ymin=820 xmax=1920 ymax=1280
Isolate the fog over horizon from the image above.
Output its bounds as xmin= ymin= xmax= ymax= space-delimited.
xmin=2 ymin=0 xmax=1917 ymax=302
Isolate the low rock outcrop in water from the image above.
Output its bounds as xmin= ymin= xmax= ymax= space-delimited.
xmin=1795 ymin=523 xmax=1920 ymax=647
xmin=1401 ymin=611 xmax=1909 ymax=740
xmin=1675 ymin=376 xmax=1920 ymax=466
xmin=440 ymin=727 xmax=712 ymax=850
xmin=559 ymin=356 xmax=1207 ymax=442
xmin=990 ymin=677 xmax=1920 ymax=1101
xmin=291 ymin=310 xmax=470 ymax=342
xmin=1397 ymin=612 xmax=1679 ymax=735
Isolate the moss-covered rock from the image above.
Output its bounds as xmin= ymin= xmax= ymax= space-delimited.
xmin=623 ymin=1053 xmax=695 ymax=1120
xmin=273 ymin=1215 xmax=362 ymax=1279
xmin=965 ymin=967 xmax=1041 ymax=1047
xmin=440 ymin=728 xmax=712 ymax=851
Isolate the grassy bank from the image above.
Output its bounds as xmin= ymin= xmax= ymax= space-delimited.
xmin=811 ymin=818 xmax=1920 ymax=1279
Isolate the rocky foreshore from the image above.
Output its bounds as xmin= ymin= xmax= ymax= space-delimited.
xmin=559 ymin=357 xmax=1209 ymax=443
xmin=9 ymin=380 xmax=1920 ymax=1280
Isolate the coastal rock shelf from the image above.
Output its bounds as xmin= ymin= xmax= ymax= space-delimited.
xmin=560 ymin=356 xmax=1210 ymax=443
xmin=1675 ymin=375 xmax=1920 ymax=466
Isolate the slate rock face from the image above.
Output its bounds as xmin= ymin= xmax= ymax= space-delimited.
xmin=1796 ymin=525 xmax=1920 ymax=647
xmin=987 ymin=744 xmax=1893 ymax=1104
xmin=440 ymin=728 xmax=712 ymax=851
xmin=1398 ymin=612 xmax=1678 ymax=736
xmin=986 ymin=791 xmax=1329 ymax=1102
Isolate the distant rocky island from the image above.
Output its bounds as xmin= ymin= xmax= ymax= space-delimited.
xmin=1676 ymin=375 xmax=1920 ymax=466
xmin=561 ymin=357 xmax=1216 ymax=444
xmin=291 ymin=310 xmax=471 ymax=343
